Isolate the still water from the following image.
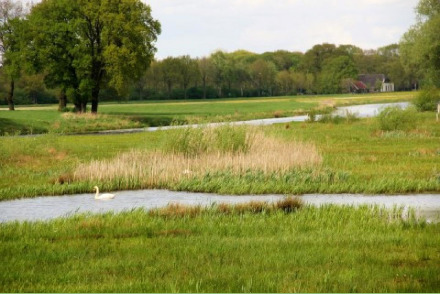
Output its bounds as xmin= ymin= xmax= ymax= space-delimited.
xmin=0 ymin=190 xmax=439 ymax=223
xmin=96 ymin=102 xmax=410 ymax=134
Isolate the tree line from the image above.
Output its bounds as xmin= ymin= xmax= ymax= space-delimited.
xmin=136 ymin=44 xmax=417 ymax=101
xmin=0 ymin=0 xmax=437 ymax=113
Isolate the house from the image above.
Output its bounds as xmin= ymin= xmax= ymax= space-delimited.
xmin=349 ymin=80 xmax=368 ymax=93
xmin=358 ymin=74 xmax=394 ymax=93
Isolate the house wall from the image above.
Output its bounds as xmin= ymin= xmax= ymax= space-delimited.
xmin=381 ymin=83 xmax=394 ymax=92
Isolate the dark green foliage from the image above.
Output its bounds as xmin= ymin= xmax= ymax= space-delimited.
xmin=27 ymin=0 xmax=161 ymax=112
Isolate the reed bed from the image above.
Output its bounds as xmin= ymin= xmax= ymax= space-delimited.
xmin=73 ymin=126 xmax=322 ymax=186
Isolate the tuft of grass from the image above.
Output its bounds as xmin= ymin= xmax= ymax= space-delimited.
xmin=148 ymin=198 xmax=303 ymax=217
xmin=165 ymin=124 xmax=253 ymax=156
xmin=376 ymin=106 xmax=418 ymax=132
xmin=52 ymin=112 xmax=140 ymax=134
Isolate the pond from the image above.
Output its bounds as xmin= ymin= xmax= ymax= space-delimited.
xmin=0 ymin=190 xmax=438 ymax=223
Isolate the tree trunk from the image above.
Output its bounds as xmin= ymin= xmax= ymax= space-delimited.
xmin=58 ymin=89 xmax=67 ymax=111
xmin=7 ymin=80 xmax=15 ymax=111
xmin=91 ymin=87 xmax=99 ymax=113
xmin=81 ymin=102 xmax=87 ymax=113
xmin=202 ymin=78 xmax=207 ymax=99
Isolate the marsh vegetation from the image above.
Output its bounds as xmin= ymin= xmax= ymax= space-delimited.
xmin=1 ymin=203 xmax=439 ymax=292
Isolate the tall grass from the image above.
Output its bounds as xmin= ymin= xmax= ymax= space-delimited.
xmin=0 ymin=205 xmax=438 ymax=292
xmin=73 ymin=126 xmax=322 ymax=187
xmin=376 ymin=106 xmax=418 ymax=132
xmin=164 ymin=124 xmax=252 ymax=156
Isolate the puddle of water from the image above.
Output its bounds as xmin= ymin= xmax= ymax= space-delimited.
xmin=0 ymin=190 xmax=438 ymax=223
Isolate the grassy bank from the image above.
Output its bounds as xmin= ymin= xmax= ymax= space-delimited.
xmin=0 ymin=92 xmax=415 ymax=135
xmin=1 ymin=203 xmax=438 ymax=292
xmin=0 ymin=108 xmax=439 ymax=201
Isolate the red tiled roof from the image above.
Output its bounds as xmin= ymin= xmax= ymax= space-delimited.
xmin=352 ymin=81 xmax=368 ymax=90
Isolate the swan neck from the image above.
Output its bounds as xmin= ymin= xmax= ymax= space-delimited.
xmin=95 ymin=187 xmax=100 ymax=199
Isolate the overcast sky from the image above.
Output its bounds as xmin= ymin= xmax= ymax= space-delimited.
xmin=24 ymin=0 xmax=420 ymax=59
xmin=147 ymin=0 xmax=419 ymax=59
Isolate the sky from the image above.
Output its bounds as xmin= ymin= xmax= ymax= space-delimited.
xmin=147 ymin=0 xmax=419 ymax=59
xmin=22 ymin=0 xmax=420 ymax=59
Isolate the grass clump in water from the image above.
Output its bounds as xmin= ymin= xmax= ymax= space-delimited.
xmin=149 ymin=197 xmax=303 ymax=217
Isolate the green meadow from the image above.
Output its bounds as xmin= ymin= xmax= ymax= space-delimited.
xmin=1 ymin=92 xmax=440 ymax=293
xmin=1 ymin=204 xmax=439 ymax=292
xmin=0 ymin=97 xmax=439 ymax=201
xmin=0 ymin=92 xmax=414 ymax=135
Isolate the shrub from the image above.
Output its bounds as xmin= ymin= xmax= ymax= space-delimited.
xmin=377 ymin=106 xmax=418 ymax=132
xmin=413 ymin=88 xmax=440 ymax=111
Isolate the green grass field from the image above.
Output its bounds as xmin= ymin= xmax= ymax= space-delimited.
xmin=0 ymin=108 xmax=439 ymax=201
xmin=0 ymin=92 xmax=415 ymax=135
xmin=1 ymin=91 xmax=440 ymax=293
xmin=1 ymin=204 xmax=439 ymax=292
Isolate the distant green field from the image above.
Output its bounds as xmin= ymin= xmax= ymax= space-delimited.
xmin=0 ymin=92 xmax=415 ymax=135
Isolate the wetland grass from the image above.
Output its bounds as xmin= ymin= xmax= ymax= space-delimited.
xmin=72 ymin=125 xmax=322 ymax=189
xmin=0 ymin=110 xmax=439 ymax=201
xmin=0 ymin=204 xmax=438 ymax=292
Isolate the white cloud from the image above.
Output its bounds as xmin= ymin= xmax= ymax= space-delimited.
xmin=23 ymin=0 xmax=420 ymax=58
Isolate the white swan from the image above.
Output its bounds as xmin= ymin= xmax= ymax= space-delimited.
xmin=93 ymin=186 xmax=115 ymax=200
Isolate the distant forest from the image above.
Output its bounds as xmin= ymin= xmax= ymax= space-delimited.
xmin=0 ymin=43 xmax=418 ymax=105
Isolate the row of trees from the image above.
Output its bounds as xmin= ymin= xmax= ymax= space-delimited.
xmin=133 ymin=43 xmax=417 ymax=101
xmin=1 ymin=0 xmax=437 ymax=112
xmin=0 ymin=42 xmax=419 ymax=106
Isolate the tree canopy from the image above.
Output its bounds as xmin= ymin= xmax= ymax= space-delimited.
xmin=28 ymin=0 xmax=161 ymax=113
xmin=400 ymin=0 xmax=440 ymax=88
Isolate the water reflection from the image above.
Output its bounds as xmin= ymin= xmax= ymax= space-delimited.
xmin=0 ymin=190 xmax=438 ymax=223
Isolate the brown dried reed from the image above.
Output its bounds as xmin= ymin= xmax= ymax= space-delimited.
xmin=73 ymin=130 xmax=321 ymax=186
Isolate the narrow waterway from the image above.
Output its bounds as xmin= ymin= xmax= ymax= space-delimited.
xmin=95 ymin=102 xmax=410 ymax=134
xmin=0 ymin=190 xmax=438 ymax=223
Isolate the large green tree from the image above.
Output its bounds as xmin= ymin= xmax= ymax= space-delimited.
xmin=318 ymin=56 xmax=358 ymax=94
xmin=29 ymin=0 xmax=160 ymax=113
xmin=400 ymin=0 xmax=440 ymax=88
xmin=0 ymin=0 xmax=27 ymax=110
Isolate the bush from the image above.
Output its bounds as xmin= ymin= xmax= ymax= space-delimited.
xmin=377 ymin=106 xmax=418 ymax=132
xmin=413 ymin=88 xmax=440 ymax=111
